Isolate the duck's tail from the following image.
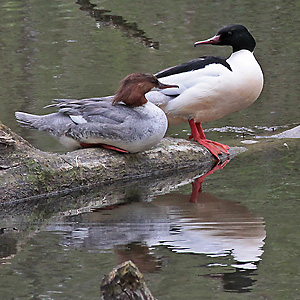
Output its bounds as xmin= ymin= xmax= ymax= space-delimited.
xmin=15 ymin=112 xmax=43 ymax=129
xmin=15 ymin=111 xmax=72 ymax=136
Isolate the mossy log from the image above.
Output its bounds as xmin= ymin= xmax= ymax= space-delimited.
xmin=100 ymin=261 xmax=156 ymax=300
xmin=3 ymin=118 xmax=300 ymax=203
xmin=0 ymin=121 xmax=235 ymax=203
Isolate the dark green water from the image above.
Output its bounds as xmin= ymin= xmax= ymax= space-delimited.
xmin=1 ymin=1 xmax=300 ymax=299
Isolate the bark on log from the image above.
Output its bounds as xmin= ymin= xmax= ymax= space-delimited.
xmin=0 ymin=121 xmax=236 ymax=203
xmin=100 ymin=261 xmax=156 ymax=300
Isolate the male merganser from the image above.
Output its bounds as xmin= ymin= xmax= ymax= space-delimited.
xmin=146 ymin=24 xmax=264 ymax=159
xmin=15 ymin=73 xmax=178 ymax=153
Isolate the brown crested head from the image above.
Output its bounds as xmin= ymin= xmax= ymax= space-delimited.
xmin=112 ymin=73 xmax=178 ymax=107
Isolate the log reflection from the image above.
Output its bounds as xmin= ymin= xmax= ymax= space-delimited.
xmin=76 ymin=0 xmax=159 ymax=49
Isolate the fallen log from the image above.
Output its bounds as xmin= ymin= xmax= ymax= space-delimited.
xmin=100 ymin=261 xmax=156 ymax=300
xmin=3 ymin=117 xmax=300 ymax=203
xmin=0 ymin=121 xmax=236 ymax=203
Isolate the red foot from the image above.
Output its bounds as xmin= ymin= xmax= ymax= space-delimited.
xmin=80 ymin=142 xmax=128 ymax=153
xmin=101 ymin=144 xmax=128 ymax=153
xmin=196 ymin=138 xmax=229 ymax=158
xmin=188 ymin=119 xmax=229 ymax=160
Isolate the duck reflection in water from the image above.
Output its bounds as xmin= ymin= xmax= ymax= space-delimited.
xmin=54 ymin=161 xmax=265 ymax=292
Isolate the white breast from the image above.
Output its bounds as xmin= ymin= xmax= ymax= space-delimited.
xmin=125 ymin=102 xmax=168 ymax=152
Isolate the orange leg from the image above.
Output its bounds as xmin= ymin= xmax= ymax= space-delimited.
xmin=188 ymin=119 xmax=230 ymax=159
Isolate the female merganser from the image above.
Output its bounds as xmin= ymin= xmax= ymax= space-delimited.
xmin=15 ymin=73 xmax=178 ymax=153
xmin=146 ymin=24 xmax=264 ymax=159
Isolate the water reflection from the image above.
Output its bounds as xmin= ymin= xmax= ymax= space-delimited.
xmin=0 ymin=158 xmax=265 ymax=293
xmin=76 ymin=0 xmax=159 ymax=49
xmin=0 ymin=227 xmax=19 ymax=264
xmin=153 ymin=188 xmax=265 ymax=270
xmin=0 ymin=159 xmax=217 ymax=258
xmin=207 ymin=269 xmax=257 ymax=293
xmin=53 ymin=185 xmax=265 ymax=269
xmin=44 ymin=165 xmax=265 ymax=293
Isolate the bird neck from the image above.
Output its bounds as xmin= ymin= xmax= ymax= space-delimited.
xmin=232 ymin=34 xmax=256 ymax=53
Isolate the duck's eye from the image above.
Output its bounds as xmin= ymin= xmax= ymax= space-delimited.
xmin=228 ymin=31 xmax=233 ymax=36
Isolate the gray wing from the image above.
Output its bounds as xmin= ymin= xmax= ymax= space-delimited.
xmin=52 ymin=97 xmax=144 ymax=141
xmin=52 ymin=96 xmax=137 ymax=124
xmin=66 ymin=122 xmax=128 ymax=141
xmin=16 ymin=97 xmax=140 ymax=139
